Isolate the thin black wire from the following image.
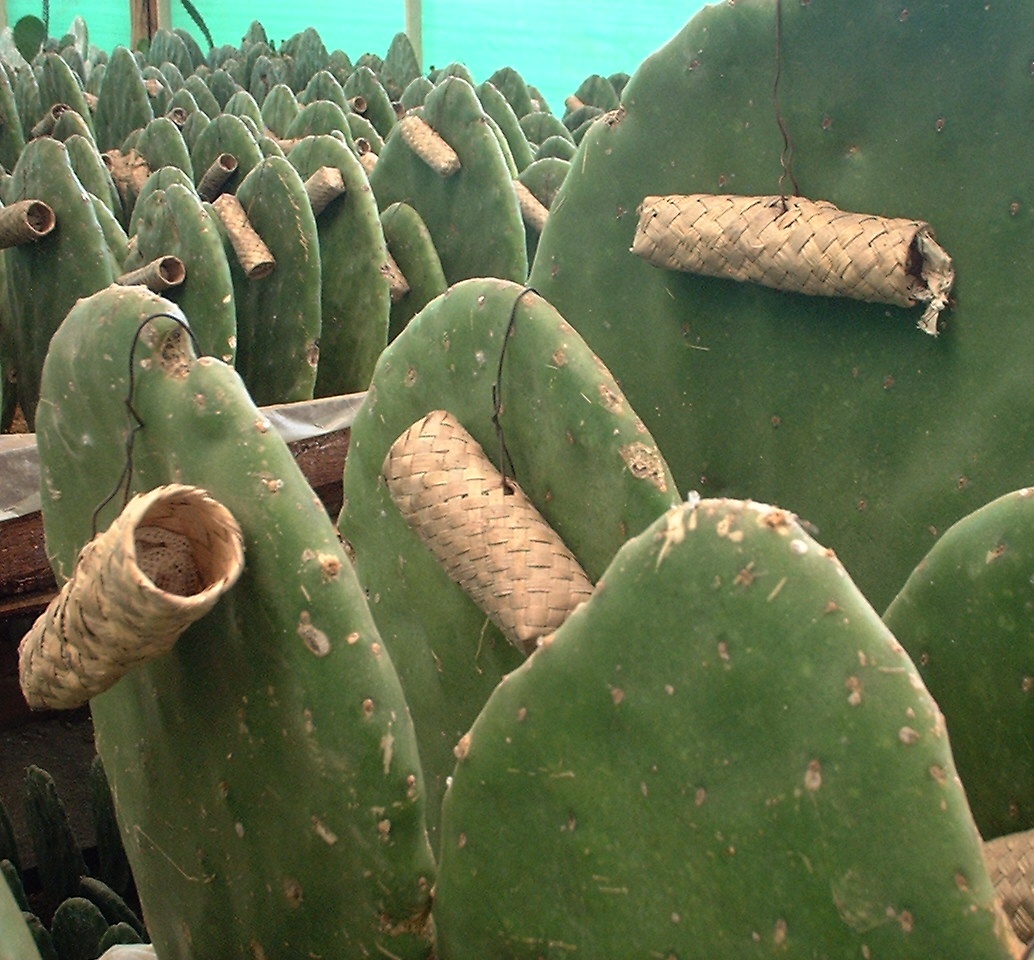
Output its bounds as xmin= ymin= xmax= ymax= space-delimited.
xmin=491 ymin=285 xmax=537 ymax=493
xmin=773 ymin=0 xmax=800 ymax=203
xmin=90 ymin=313 xmax=200 ymax=537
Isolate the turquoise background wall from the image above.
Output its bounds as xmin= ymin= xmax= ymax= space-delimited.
xmin=4 ymin=1 xmax=707 ymax=108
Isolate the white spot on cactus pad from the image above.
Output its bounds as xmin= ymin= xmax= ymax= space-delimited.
xmin=655 ymin=507 xmax=687 ymax=567
xmin=454 ymin=733 xmax=472 ymax=760
xmin=297 ymin=612 xmax=331 ymax=656
xmin=381 ymin=732 xmax=395 ymax=774
xmin=311 ymin=816 xmax=338 ymax=845
xmin=715 ymin=513 xmax=744 ymax=542
xmin=804 ymin=759 xmax=822 ymax=792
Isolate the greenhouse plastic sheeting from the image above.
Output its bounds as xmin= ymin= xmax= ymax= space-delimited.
xmin=1 ymin=0 xmax=705 ymax=109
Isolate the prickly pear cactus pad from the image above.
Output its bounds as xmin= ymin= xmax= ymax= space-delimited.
xmin=2 ymin=136 xmax=117 ymax=428
xmin=370 ymin=77 xmax=528 ymax=285
xmin=35 ymin=285 xmax=435 ymax=960
xmin=340 ymin=278 xmax=678 ymax=831
xmin=287 ymin=135 xmax=390 ymax=396
xmin=131 ymin=181 xmax=237 ymax=364
xmin=528 ymin=0 xmax=1034 ymax=610
xmin=435 ymin=498 xmax=1020 ymax=960
xmin=884 ymin=487 xmax=1034 ymax=841
xmin=223 ymin=155 xmax=322 ymax=405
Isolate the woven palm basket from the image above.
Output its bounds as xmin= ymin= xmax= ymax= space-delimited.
xmin=631 ymin=194 xmax=955 ymax=335
xmin=19 ymin=484 xmax=244 ymax=710
xmin=382 ymin=409 xmax=593 ymax=654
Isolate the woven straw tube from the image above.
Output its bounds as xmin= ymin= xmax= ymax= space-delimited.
xmin=382 ymin=252 xmax=410 ymax=302
xmin=212 ymin=193 xmax=276 ymax=279
xmin=305 ymin=165 xmax=347 ymax=217
xmin=30 ymin=102 xmax=70 ymax=139
xmin=19 ymin=484 xmax=244 ymax=710
xmin=514 ymin=180 xmax=549 ymax=234
xmin=383 ymin=410 xmax=594 ymax=654
xmin=197 ymin=152 xmax=239 ymax=202
xmin=985 ymin=829 xmax=1034 ymax=945
xmin=631 ymin=194 xmax=955 ymax=335
xmin=116 ymin=254 xmax=186 ymax=292
xmin=398 ymin=114 xmax=461 ymax=177
xmin=0 ymin=200 xmax=55 ymax=247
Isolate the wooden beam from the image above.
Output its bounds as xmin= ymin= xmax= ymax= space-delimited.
xmin=406 ymin=0 xmax=423 ymax=71
xmin=129 ymin=0 xmax=160 ymax=49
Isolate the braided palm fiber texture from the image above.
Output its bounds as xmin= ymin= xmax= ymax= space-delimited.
xmin=19 ymin=484 xmax=244 ymax=710
xmin=383 ymin=410 xmax=594 ymax=655
xmin=631 ymin=194 xmax=954 ymax=334
xmin=985 ymin=829 xmax=1034 ymax=945
xmin=398 ymin=114 xmax=462 ymax=177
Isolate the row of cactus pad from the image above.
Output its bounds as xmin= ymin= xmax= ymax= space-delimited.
xmin=20 ymin=275 xmax=1034 ymax=959
xmin=0 ymin=17 xmax=634 ymax=428
xmin=0 ymin=758 xmax=147 ymax=959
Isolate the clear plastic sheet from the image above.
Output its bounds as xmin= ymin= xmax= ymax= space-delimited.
xmin=0 ymin=392 xmax=365 ymax=522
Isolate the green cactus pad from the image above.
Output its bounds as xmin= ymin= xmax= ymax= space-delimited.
xmin=287 ymin=134 xmax=389 ymax=395
xmin=127 ymin=164 xmax=195 ymax=234
xmin=37 ymin=52 xmax=96 ymax=140
xmin=93 ymin=47 xmax=152 ymax=152
xmin=224 ymin=88 xmax=263 ymax=127
xmin=146 ymin=28 xmax=193 ymax=79
xmin=436 ymin=497 xmax=1018 ymax=960
xmin=36 ymin=285 xmax=435 ymax=960
xmin=0 ymin=67 xmax=25 ymax=170
xmin=13 ymin=67 xmax=41 ymax=141
xmin=259 ymin=82 xmax=300 ymax=138
xmin=1 ymin=136 xmax=115 ymax=427
xmin=519 ymin=110 xmax=573 ymax=149
xmin=381 ymin=32 xmax=421 ymax=101
xmin=133 ymin=114 xmax=194 ymax=181
xmin=49 ymin=897 xmax=111 ymax=960
xmin=64 ymin=132 xmax=122 ymax=218
xmin=223 ymin=154 xmax=321 ymax=404
xmin=341 ymin=277 xmax=678 ymax=832
xmin=298 ymin=69 xmax=348 ymax=110
xmin=140 ymin=65 xmax=171 ymax=116
xmin=190 ymin=112 xmax=264 ymax=194
xmin=529 ymin=0 xmax=1034 ymax=610
xmin=400 ymin=76 xmax=433 ymax=110
xmin=478 ymin=81 xmax=534 ymax=172
xmin=284 ymin=98 xmax=354 ymax=146
xmin=370 ymin=76 xmax=528 ymax=285
xmin=884 ymin=486 xmax=1034 ymax=840
xmin=486 ymin=66 xmax=535 ymax=121
xmin=50 ymin=106 xmax=94 ymax=144
xmin=132 ymin=181 xmax=236 ymax=363
xmin=343 ymin=66 xmax=398 ymax=140
xmin=24 ymin=765 xmax=87 ymax=912
xmin=379 ymin=200 xmax=448 ymax=342
xmin=281 ymin=27 xmax=329 ymax=92
xmin=191 ymin=71 xmax=228 ymax=116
